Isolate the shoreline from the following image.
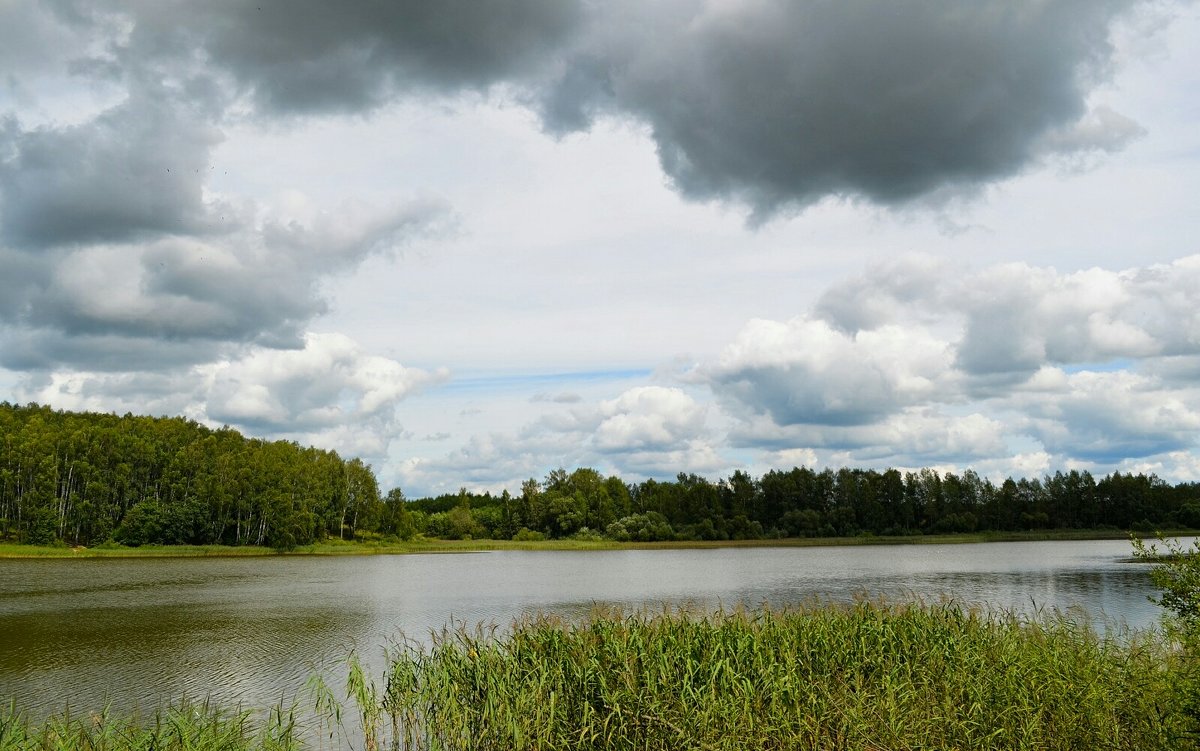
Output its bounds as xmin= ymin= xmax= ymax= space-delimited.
xmin=0 ymin=528 xmax=1189 ymax=559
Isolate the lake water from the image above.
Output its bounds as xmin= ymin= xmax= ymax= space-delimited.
xmin=0 ymin=539 xmax=1170 ymax=719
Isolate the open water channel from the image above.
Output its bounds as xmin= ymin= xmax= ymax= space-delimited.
xmin=0 ymin=539 xmax=1172 ymax=720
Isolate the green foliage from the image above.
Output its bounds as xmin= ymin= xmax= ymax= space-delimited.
xmin=6 ymin=401 xmax=1200 ymax=549
xmin=21 ymin=507 xmax=58 ymax=546
xmin=605 ymin=512 xmax=675 ymax=542
xmin=0 ymin=700 xmax=304 ymax=751
xmin=1133 ymin=535 xmax=1200 ymax=627
xmin=406 ymin=464 xmax=1200 ymax=544
xmin=346 ymin=604 xmax=1195 ymax=750
xmin=0 ymin=402 xmax=385 ymax=549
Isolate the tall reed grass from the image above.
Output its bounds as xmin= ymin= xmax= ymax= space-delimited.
xmin=0 ymin=699 xmax=304 ymax=751
xmin=368 ymin=601 xmax=1196 ymax=751
xmin=3 ymin=602 xmax=1196 ymax=750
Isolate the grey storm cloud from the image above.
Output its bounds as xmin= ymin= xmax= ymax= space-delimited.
xmin=0 ymin=2 xmax=86 ymax=79
xmin=0 ymin=328 xmax=225 ymax=372
xmin=536 ymin=0 xmax=1146 ymax=217
xmin=0 ymin=9 xmax=451 ymax=371
xmin=0 ymin=195 xmax=446 ymax=370
xmin=0 ymin=85 xmax=221 ymax=249
xmin=100 ymin=0 xmax=584 ymax=115
xmin=0 ymin=0 xmax=1175 ymax=377
xmin=25 ymin=0 xmax=1152 ymax=218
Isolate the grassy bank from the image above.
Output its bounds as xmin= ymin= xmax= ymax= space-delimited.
xmin=0 ymin=537 xmax=619 ymax=558
xmin=2 ymin=528 xmax=1189 ymax=559
xmin=0 ymin=542 xmax=282 ymax=558
xmin=3 ymin=602 xmax=1196 ymax=750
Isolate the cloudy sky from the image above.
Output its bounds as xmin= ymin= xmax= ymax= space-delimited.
xmin=2 ymin=0 xmax=1198 ymax=496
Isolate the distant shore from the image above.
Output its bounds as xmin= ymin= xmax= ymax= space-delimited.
xmin=0 ymin=528 xmax=1189 ymax=559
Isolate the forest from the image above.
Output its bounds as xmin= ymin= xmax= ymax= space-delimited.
xmin=2 ymin=401 xmax=1199 ymax=548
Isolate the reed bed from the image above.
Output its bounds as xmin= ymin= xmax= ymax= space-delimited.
xmin=372 ymin=602 xmax=1196 ymax=751
xmin=3 ymin=602 xmax=1197 ymax=750
xmin=0 ymin=700 xmax=304 ymax=751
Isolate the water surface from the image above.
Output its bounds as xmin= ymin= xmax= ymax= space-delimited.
xmin=0 ymin=539 xmax=1166 ymax=718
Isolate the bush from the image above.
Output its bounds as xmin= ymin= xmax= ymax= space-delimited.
xmin=23 ymin=506 xmax=59 ymax=546
xmin=605 ymin=512 xmax=675 ymax=542
xmin=569 ymin=527 xmax=605 ymax=542
xmin=1132 ymin=534 xmax=1200 ymax=627
xmin=511 ymin=527 xmax=545 ymax=542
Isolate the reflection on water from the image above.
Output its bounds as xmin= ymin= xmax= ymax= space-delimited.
xmin=0 ymin=539 xmax=1170 ymax=718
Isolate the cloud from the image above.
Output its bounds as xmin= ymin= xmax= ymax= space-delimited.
xmin=0 ymin=2 xmax=93 ymax=81
xmin=1037 ymin=104 xmax=1147 ymax=156
xmin=530 ymin=391 xmax=583 ymax=404
xmin=0 ymin=191 xmax=448 ymax=370
xmin=401 ymin=386 xmax=726 ymax=494
xmin=204 ymin=332 xmax=445 ymax=433
xmin=815 ymin=254 xmax=954 ymax=333
xmin=729 ymin=408 xmax=1008 ymax=464
xmin=0 ymin=83 xmax=222 ymax=249
xmin=0 ymin=43 xmax=452 ymax=373
xmin=707 ymin=254 xmax=1200 ymax=473
xmin=21 ymin=331 xmax=443 ymax=461
xmin=1120 ymin=450 xmax=1200 ymax=483
xmin=592 ymin=386 xmax=708 ymax=452
xmin=0 ymin=328 xmax=226 ymax=373
xmin=1012 ymin=368 xmax=1200 ymax=462
xmin=530 ymin=386 xmax=722 ymax=473
xmin=705 ymin=317 xmax=956 ymax=426
xmin=813 ymin=254 xmax=1200 ymax=382
xmin=20 ymin=369 xmax=210 ymax=420
xmin=86 ymin=0 xmax=584 ymax=116
xmin=954 ymin=264 xmax=1155 ymax=380
xmin=10 ymin=0 xmax=1159 ymax=223
xmin=536 ymin=0 xmax=1148 ymax=218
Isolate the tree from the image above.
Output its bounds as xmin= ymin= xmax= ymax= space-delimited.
xmin=381 ymin=488 xmax=415 ymax=539
xmin=1132 ymin=535 xmax=1200 ymax=628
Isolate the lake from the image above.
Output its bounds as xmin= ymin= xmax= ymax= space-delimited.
xmin=0 ymin=539 xmax=1169 ymax=720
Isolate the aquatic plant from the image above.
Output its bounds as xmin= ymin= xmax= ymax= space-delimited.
xmin=3 ymin=601 xmax=1196 ymax=750
xmin=0 ymin=699 xmax=304 ymax=751
xmin=352 ymin=602 xmax=1195 ymax=750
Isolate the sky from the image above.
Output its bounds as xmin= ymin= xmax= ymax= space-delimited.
xmin=1 ymin=0 xmax=1199 ymax=497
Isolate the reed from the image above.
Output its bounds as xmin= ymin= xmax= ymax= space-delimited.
xmin=0 ymin=700 xmax=305 ymax=751
xmin=364 ymin=601 xmax=1196 ymax=751
xmin=3 ymin=602 xmax=1196 ymax=750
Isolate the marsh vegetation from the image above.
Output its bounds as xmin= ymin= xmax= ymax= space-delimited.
xmin=3 ymin=599 xmax=1198 ymax=750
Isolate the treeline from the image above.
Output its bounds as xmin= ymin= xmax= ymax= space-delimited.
xmin=0 ymin=402 xmax=391 ymax=549
xmin=408 ymin=466 xmax=1200 ymax=542
xmin=4 ymin=402 xmax=1200 ymax=548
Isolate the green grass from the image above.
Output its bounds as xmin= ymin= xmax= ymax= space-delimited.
xmin=3 ymin=528 xmax=1186 ymax=559
xmin=3 ymin=602 xmax=1197 ymax=750
xmin=0 ymin=537 xmax=623 ymax=558
xmin=0 ymin=543 xmax=281 ymax=558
